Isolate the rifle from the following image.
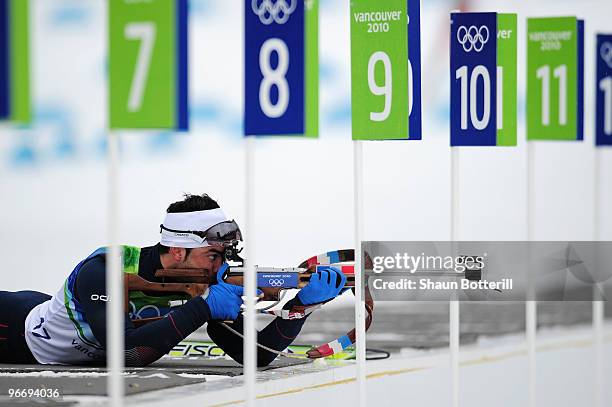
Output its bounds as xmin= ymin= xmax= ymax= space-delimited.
xmin=124 ymin=249 xmax=374 ymax=359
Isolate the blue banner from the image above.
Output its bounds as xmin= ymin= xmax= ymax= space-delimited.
xmin=0 ymin=0 xmax=9 ymax=119
xmin=450 ymin=12 xmax=497 ymax=146
xmin=244 ymin=0 xmax=305 ymax=136
xmin=577 ymin=20 xmax=584 ymax=140
xmin=596 ymin=34 xmax=612 ymax=146
xmin=408 ymin=0 xmax=421 ymax=139
xmin=176 ymin=0 xmax=189 ymax=131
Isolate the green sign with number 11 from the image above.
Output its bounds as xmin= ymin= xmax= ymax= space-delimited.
xmin=527 ymin=17 xmax=582 ymax=141
xmin=109 ymin=0 xmax=188 ymax=130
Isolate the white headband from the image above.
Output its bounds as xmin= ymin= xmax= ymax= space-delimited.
xmin=160 ymin=208 xmax=229 ymax=248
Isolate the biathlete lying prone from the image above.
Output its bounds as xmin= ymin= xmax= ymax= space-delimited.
xmin=0 ymin=193 xmax=346 ymax=367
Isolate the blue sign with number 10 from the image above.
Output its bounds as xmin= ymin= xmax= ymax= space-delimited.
xmin=450 ymin=12 xmax=497 ymax=146
xmin=596 ymin=34 xmax=612 ymax=146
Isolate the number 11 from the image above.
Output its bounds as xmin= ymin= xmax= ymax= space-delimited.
xmin=536 ymin=64 xmax=567 ymax=126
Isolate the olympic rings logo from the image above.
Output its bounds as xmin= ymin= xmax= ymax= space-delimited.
xmin=457 ymin=25 xmax=490 ymax=53
xmin=601 ymin=42 xmax=612 ymax=69
xmin=252 ymin=0 xmax=297 ymax=25
xmin=268 ymin=279 xmax=285 ymax=287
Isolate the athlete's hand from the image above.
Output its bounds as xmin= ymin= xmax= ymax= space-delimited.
xmin=297 ymin=266 xmax=347 ymax=305
xmin=202 ymin=263 xmax=245 ymax=320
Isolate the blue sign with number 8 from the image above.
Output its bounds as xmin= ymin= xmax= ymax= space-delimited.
xmin=245 ymin=0 xmax=305 ymax=136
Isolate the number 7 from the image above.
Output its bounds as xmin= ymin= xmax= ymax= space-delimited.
xmin=124 ymin=22 xmax=156 ymax=112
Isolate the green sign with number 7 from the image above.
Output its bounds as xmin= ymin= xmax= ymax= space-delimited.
xmin=109 ymin=0 xmax=188 ymax=130
xmin=350 ymin=0 xmax=408 ymax=140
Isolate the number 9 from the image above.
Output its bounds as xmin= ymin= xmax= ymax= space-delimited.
xmin=368 ymin=51 xmax=392 ymax=122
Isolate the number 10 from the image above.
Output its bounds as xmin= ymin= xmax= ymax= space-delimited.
xmin=455 ymin=65 xmax=506 ymax=132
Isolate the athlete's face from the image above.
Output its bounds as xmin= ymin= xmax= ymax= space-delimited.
xmin=181 ymin=246 xmax=224 ymax=273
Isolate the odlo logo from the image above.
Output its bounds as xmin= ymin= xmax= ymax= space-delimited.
xmin=90 ymin=294 xmax=109 ymax=302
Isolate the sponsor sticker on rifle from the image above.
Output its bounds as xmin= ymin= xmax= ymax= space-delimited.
xmin=257 ymin=272 xmax=299 ymax=288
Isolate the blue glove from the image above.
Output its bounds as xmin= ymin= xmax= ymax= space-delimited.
xmin=202 ymin=263 xmax=244 ymax=320
xmin=297 ymin=266 xmax=347 ymax=305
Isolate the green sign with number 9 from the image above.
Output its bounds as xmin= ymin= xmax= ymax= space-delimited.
xmin=109 ymin=0 xmax=188 ymax=130
xmin=350 ymin=0 xmax=408 ymax=140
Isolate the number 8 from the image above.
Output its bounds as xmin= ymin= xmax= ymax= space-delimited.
xmin=259 ymin=38 xmax=290 ymax=118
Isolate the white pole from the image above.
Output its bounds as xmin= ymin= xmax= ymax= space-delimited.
xmin=450 ymin=147 xmax=460 ymax=240
xmin=244 ymin=136 xmax=257 ymax=406
xmin=106 ymin=131 xmax=124 ymax=406
xmin=526 ymin=141 xmax=536 ymax=407
xmin=526 ymin=300 xmax=536 ymax=407
xmin=594 ymin=286 xmax=604 ymax=407
xmin=353 ymin=140 xmax=366 ymax=407
xmin=450 ymin=301 xmax=460 ymax=406
xmin=450 ymin=148 xmax=460 ymax=407
xmin=593 ymin=148 xmax=604 ymax=407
